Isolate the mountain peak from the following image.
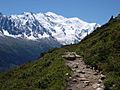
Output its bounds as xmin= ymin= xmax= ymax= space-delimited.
xmin=45 ymin=12 xmax=58 ymax=16
xmin=22 ymin=12 xmax=33 ymax=16
xmin=0 ymin=12 xmax=100 ymax=45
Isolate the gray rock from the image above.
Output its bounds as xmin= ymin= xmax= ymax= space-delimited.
xmin=76 ymin=70 xmax=81 ymax=73
xmin=79 ymin=74 xmax=85 ymax=78
xmin=72 ymin=78 xmax=78 ymax=82
xmin=92 ymin=83 xmax=101 ymax=88
xmin=83 ymin=81 xmax=90 ymax=86
xmin=73 ymin=64 xmax=78 ymax=68
xmin=76 ymin=70 xmax=85 ymax=74
xmin=94 ymin=72 xmax=99 ymax=75
xmin=69 ymin=77 xmax=72 ymax=79
xmin=79 ymin=78 xmax=87 ymax=81
xmin=72 ymin=68 xmax=76 ymax=71
xmin=92 ymin=67 xmax=95 ymax=70
xmin=62 ymin=52 xmax=82 ymax=61
xmin=100 ymin=85 xmax=105 ymax=89
xmin=74 ymin=74 xmax=80 ymax=78
xmin=96 ymin=70 xmax=100 ymax=73
xmin=100 ymin=74 xmax=105 ymax=80
xmin=62 ymin=54 xmax=76 ymax=60
xmin=96 ymin=87 xmax=104 ymax=90
xmin=76 ymin=55 xmax=81 ymax=58
xmin=76 ymin=63 xmax=79 ymax=65
xmin=98 ymin=79 xmax=102 ymax=83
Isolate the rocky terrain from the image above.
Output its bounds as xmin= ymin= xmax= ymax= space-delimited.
xmin=63 ymin=52 xmax=105 ymax=90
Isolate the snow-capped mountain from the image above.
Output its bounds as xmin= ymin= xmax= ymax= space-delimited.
xmin=0 ymin=12 xmax=100 ymax=45
xmin=0 ymin=12 xmax=100 ymax=71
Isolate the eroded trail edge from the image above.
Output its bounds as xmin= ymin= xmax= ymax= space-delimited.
xmin=62 ymin=52 xmax=105 ymax=90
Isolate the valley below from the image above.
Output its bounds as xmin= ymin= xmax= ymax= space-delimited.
xmin=0 ymin=12 xmax=99 ymax=72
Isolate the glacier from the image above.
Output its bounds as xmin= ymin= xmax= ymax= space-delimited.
xmin=0 ymin=12 xmax=100 ymax=45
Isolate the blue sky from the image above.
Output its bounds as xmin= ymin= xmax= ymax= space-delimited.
xmin=0 ymin=0 xmax=120 ymax=24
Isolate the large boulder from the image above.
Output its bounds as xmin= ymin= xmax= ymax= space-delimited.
xmin=62 ymin=52 xmax=76 ymax=60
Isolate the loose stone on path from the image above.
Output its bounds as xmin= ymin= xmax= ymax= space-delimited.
xmin=62 ymin=52 xmax=105 ymax=90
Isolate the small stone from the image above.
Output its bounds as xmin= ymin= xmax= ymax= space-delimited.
xmin=72 ymin=78 xmax=77 ymax=82
xmin=76 ymin=63 xmax=79 ymax=65
xmin=69 ymin=77 xmax=72 ymax=79
xmin=76 ymin=70 xmax=85 ymax=74
xmin=72 ymin=69 xmax=76 ymax=71
xmin=83 ymin=81 xmax=90 ymax=86
xmin=96 ymin=70 xmax=99 ymax=73
xmin=81 ymin=71 xmax=85 ymax=74
xmin=94 ymin=72 xmax=98 ymax=75
xmin=79 ymin=78 xmax=87 ymax=81
xmin=74 ymin=74 xmax=80 ymax=77
xmin=76 ymin=55 xmax=81 ymax=58
xmin=83 ymin=80 xmax=90 ymax=83
xmin=92 ymin=83 xmax=101 ymax=88
xmin=96 ymin=87 xmax=104 ymax=90
xmin=100 ymin=74 xmax=105 ymax=80
xmin=76 ymin=70 xmax=81 ymax=73
xmin=62 ymin=53 xmax=76 ymax=60
xmin=90 ymin=67 xmax=93 ymax=69
xmin=100 ymin=85 xmax=105 ymax=89
xmin=79 ymin=74 xmax=85 ymax=78
xmin=98 ymin=79 xmax=102 ymax=83
xmin=92 ymin=67 xmax=95 ymax=70
xmin=73 ymin=64 xmax=78 ymax=68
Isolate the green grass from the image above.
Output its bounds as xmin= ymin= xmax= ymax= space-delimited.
xmin=0 ymin=15 xmax=120 ymax=90
xmin=63 ymin=16 xmax=120 ymax=90
xmin=0 ymin=48 xmax=71 ymax=90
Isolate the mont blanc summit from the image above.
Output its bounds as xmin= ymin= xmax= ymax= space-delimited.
xmin=0 ymin=12 xmax=99 ymax=45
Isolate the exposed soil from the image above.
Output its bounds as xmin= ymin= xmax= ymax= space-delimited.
xmin=63 ymin=52 xmax=105 ymax=90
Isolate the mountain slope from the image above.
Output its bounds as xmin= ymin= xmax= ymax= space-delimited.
xmin=0 ymin=15 xmax=119 ymax=90
xmin=0 ymin=12 xmax=99 ymax=45
xmin=0 ymin=12 xmax=99 ymax=71
xmin=0 ymin=15 xmax=118 ymax=89
xmin=0 ymin=48 xmax=71 ymax=90
xmin=0 ymin=36 xmax=61 ymax=72
xmin=65 ymin=15 xmax=120 ymax=90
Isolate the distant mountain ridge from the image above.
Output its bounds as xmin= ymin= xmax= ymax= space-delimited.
xmin=0 ymin=36 xmax=61 ymax=72
xmin=0 ymin=14 xmax=120 ymax=90
xmin=0 ymin=12 xmax=100 ymax=45
xmin=0 ymin=12 xmax=100 ymax=71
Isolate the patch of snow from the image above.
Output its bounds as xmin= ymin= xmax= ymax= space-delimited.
xmin=0 ymin=12 xmax=100 ymax=45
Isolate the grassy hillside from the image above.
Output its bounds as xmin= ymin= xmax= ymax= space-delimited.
xmin=0 ymin=15 xmax=120 ymax=90
xmin=0 ymin=48 xmax=71 ymax=90
xmin=64 ymin=15 xmax=120 ymax=90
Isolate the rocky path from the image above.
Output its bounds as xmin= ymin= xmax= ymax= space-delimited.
xmin=62 ymin=52 xmax=105 ymax=90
